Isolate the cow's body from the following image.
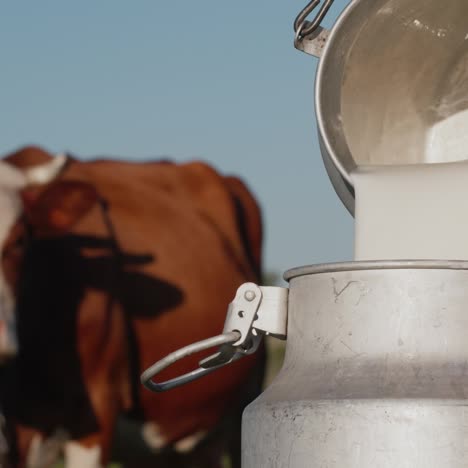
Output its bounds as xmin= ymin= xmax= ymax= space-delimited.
xmin=0 ymin=146 xmax=264 ymax=467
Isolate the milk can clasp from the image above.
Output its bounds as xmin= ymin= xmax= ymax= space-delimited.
xmin=140 ymin=283 xmax=288 ymax=393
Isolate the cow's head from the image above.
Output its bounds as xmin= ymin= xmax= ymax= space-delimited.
xmin=0 ymin=152 xmax=97 ymax=361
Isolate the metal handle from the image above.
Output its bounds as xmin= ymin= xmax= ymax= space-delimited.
xmin=141 ymin=283 xmax=288 ymax=393
xmin=294 ymin=0 xmax=335 ymax=39
xmin=141 ymin=331 xmax=242 ymax=392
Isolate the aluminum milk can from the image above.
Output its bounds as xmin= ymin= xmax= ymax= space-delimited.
xmin=242 ymin=261 xmax=468 ymax=467
xmin=142 ymin=261 xmax=468 ymax=467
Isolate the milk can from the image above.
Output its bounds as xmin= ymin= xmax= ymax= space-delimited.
xmin=142 ymin=0 xmax=468 ymax=466
xmin=243 ymin=261 xmax=468 ymax=467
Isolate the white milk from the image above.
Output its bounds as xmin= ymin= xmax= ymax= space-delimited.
xmin=353 ymin=160 xmax=468 ymax=261
xmin=426 ymin=109 xmax=468 ymax=163
xmin=351 ymin=102 xmax=468 ymax=261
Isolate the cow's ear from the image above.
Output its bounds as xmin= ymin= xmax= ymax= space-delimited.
xmin=21 ymin=180 xmax=98 ymax=234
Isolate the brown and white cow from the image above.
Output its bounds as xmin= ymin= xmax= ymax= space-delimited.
xmin=0 ymin=146 xmax=264 ymax=468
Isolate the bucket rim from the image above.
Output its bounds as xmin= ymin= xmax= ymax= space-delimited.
xmin=315 ymin=0 xmax=361 ymax=190
xmin=284 ymin=260 xmax=468 ymax=281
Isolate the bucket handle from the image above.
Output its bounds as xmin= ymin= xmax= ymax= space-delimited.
xmin=294 ymin=0 xmax=335 ymax=41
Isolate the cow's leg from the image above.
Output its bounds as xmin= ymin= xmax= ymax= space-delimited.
xmin=0 ymin=414 xmax=12 ymax=468
xmin=64 ymin=436 xmax=102 ymax=468
xmin=61 ymin=388 xmax=119 ymax=468
xmin=72 ymin=293 xmax=131 ymax=468
xmin=14 ymin=424 xmax=64 ymax=468
xmin=62 ymin=403 xmax=117 ymax=468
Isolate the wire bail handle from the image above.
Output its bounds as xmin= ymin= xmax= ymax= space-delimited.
xmin=294 ymin=0 xmax=335 ymax=47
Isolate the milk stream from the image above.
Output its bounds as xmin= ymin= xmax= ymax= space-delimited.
xmin=352 ymin=110 xmax=468 ymax=261
xmin=426 ymin=109 xmax=468 ymax=164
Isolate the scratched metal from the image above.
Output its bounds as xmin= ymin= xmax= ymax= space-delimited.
xmin=243 ymin=263 xmax=468 ymax=467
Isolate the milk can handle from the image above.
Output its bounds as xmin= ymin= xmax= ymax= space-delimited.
xmin=294 ymin=0 xmax=335 ymax=40
xmin=141 ymin=284 xmax=288 ymax=394
xmin=141 ymin=331 xmax=242 ymax=392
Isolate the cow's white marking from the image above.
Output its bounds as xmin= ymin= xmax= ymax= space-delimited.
xmin=174 ymin=430 xmax=207 ymax=454
xmin=0 ymin=155 xmax=67 ymax=359
xmin=24 ymin=429 xmax=101 ymax=468
xmin=0 ymin=168 xmax=27 ymax=359
xmin=25 ymin=433 xmax=43 ymax=468
xmin=64 ymin=441 xmax=102 ymax=468
xmin=142 ymin=423 xmax=207 ymax=454
xmin=141 ymin=422 xmax=168 ymax=451
xmin=25 ymin=429 xmax=67 ymax=468
xmin=24 ymin=153 xmax=67 ymax=185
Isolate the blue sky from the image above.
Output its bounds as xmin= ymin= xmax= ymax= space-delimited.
xmin=0 ymin=0 xmax=353 ymax=278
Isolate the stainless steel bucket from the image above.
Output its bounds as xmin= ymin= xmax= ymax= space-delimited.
xmin=301 ymin=0 xmax=468 ymax=213
xmin=242 ymin=261 xmax=468 ymax=467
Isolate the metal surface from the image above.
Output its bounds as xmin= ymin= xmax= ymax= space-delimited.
xmin=294 ymin=0 xmax=335 ymax=56
xmin=200 ymin=283 xmax=264 ymax=370
xmin=243 ymin=262 xmax=468 ymax=467
xmin=294 ymin=26 xmax=330 ymax=58
xmin=140 ymin=331 xmax=241 ymax=392
xmin=307 ymin=0 xmax=468 ymax=213
xmin=294 ymin=0 xmax=335 ymax=38
xmin=141 ymin=283 xmax=288 ymax=392
xmin=222 ymin=283 xmax=263 ymax=346
xmin=249 ymin=286 xmax=288 ymax=339
xmin=285 ymin=259 xmax=468 ymax=280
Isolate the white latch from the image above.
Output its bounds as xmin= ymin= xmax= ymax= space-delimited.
xmin=141 ymin=283 xmax=288 ymax=392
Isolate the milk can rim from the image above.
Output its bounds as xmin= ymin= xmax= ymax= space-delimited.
xmin=284 ymin=260 xmax=468 ymax=281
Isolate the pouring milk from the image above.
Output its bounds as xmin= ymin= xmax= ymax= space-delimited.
xmin=352 ymin=109 xmax=468 ymax=261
